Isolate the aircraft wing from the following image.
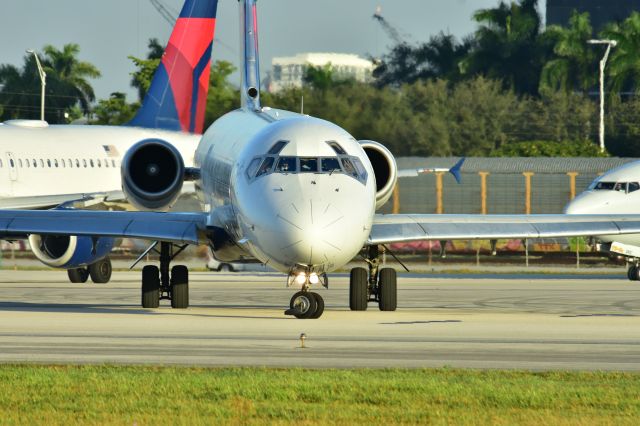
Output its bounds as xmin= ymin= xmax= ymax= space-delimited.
xmin=0 ymin=209 xmax=208 ymax=245
xmin=368 ymin=214 xmax=640 ymax=245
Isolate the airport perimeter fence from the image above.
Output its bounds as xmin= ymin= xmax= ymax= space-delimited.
xmin=382 ymin=157 xmax=638 ymax=256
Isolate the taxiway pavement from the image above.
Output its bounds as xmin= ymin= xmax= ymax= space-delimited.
xmin=0 ymin=270 xmax=638 ymax=370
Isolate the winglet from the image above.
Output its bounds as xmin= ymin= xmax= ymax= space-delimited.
xmin=449 ymin=157 xmax=465 ymax=184
xmin=128 ymin=0 xmax=218 ymax=134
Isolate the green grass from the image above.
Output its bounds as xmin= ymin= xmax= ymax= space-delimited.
xmin=0 ymin=366 xmax=639 ymax=425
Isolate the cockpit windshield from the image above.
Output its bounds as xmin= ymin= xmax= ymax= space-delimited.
xmin=247 ymin=154 xmax=367 ymax=184
xmin=592 ymin=181 xmax=640 ymax=194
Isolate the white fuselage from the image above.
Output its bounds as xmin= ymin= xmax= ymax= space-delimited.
xmin=0 ymin=121 xmax=200 ymax=209
xmin=195 ymin=108 xmax=377 ymax=274
xmin=565 ymin=160 xmax=640 ymax=245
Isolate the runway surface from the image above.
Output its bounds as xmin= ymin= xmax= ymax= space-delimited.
xmin=0 ymin=269 xmax=639 ymax=370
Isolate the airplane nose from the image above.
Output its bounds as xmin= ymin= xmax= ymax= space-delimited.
xmin=564 ymin=192 xmax=609 ymax=214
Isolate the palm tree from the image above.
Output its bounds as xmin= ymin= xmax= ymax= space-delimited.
xmin=0 ymin=44 xmax=100 ymax=123
xmin=540 ymin=11 xmax=597 ymax=93
xmin=373 ymin=33 xmax=472 ymax=87
xmin=0 ymin=54 xmax=46 ymax=120
xmin=600 ymin=12 xmax=640 ymax=95
xmin=42 ymin=44 xmax=101 ymax=116
xmin=461 ymin=0 xmax=545 ymax=96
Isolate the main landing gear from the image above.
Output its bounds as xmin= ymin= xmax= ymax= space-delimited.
xmin=349 ymin=245 xmax=397 ymax=311
xmin=628 ymin=263 xmax=640 ymax=281
xmin=67 ymin=257 xmax=113 ymax=284
xmin=140 ymin=242 xmax=190 ymax=309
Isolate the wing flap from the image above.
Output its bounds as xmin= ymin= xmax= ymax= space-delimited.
xmin=0 ymin=210 xmax=208 ymax=245
xmin=369 ymin=214 xmax=640 ymax=245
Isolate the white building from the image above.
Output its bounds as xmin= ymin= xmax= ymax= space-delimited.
xmin=268 ymin=53 xmax=374 ymax=92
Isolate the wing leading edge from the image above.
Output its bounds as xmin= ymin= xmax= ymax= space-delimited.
xmin=369 ymin=214 xmax=640 ymax=245
xmin=0 ymin=210 xmax=209 ymax=245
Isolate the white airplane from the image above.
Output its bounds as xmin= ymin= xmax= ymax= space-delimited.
xmin=564 ymin=160 xmax=640 ymax=279
xmin=2 ymin=0 xmax=640 ymax=319
xmin=0 ymin=0 xmax=218 ymax=283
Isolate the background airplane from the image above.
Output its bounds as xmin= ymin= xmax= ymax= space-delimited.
xmin=0 ymin=0 xmax=218 ymax=284
xmin=564 ymin=160 xmax=640 ymax=280
xmin=2 ymin=0 xmax=640 ymax=319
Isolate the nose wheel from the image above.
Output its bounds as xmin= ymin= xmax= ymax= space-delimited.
xmin=287 ymin=291 xmax=325 ymax=319
xmin=140 ymin=242 xmax=189 ymax=309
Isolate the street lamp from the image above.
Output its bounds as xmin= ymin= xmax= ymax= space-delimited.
xmin=26 ymin=49 xmax=46 ymax=121
xmin=588 ymin=39 xmax=617 ymax=153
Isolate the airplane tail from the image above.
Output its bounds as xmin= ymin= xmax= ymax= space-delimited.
xmin=128 ymin=0 xmax=218 ymax=134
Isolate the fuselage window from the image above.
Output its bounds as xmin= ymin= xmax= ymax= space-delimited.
xmin=33 ymin=159 xmax=37 ymax=168
xmin=18 ymin=159 xmax=22 ymax=168
xmin=75 ymin=159 xmax=80 ymax=168
xmin=628 ymin=182 xmax=640 ymax=193
xmin=90 ymin=159 xmax=94 ymax=168
xmin=61 ymin=159 xmax=65 ymax=168
xmin=0 ymin=159 xmax=3 ymax=168
xmin=268 ymin=140 xmax=289 ymax=155
xmin=104 ymin=159 xmax=109 ymax=168
xmin=39 ymin=159 xmax=44 ymax=168
xmin=25 ymin=159 xmax=29 ymax=168
xmin=276 ymin=157 xmax=297 ymax=173
xmin=54 ymin=159 xmax=59 ymax=168
xmin=246 ymin=157 xmax=262 ymax=179
xmin=321 ymin=157 xmax=342 ymax=173
xmin=327 ymin=141 xmax=347 ymax=155
xmin=256 ymin=157 xmax=275 ymax=177
xmin=47 ymin=159 xmax=51 ymax=168
xmin=9 ymin=159 xmax=14 ymax=168
xmin=97 ymin=159 xmax=102 ymax=168
xmin=83 ymin=159 xmax=87 ymax=168
xmin=300 ymin=157 xmax=318 ymax=173
xmin=111 ymin=159 xmax=116 ymax=168
xmin=68 ymin=159 xmax=72 ymax=168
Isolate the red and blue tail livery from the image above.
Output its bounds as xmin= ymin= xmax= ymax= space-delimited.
xmin=129 ymin=0 xmax=218 ymax=134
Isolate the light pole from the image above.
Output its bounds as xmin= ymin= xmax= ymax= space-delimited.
xmin=26 ymin=49 xmax=46 ymax=121
xmin=588 ymin=39 xmax=617 ymax=153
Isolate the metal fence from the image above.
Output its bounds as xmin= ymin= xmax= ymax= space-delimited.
xmin=382 ymin=157 xmax=637 ymax=215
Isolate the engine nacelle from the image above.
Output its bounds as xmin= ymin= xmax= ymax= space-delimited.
xmin=359 ymin=140 xmax=398 ymax=210
xmin=28 ymin=234 xmax=114 ymax=269
xmin=121 ymin=139 xmax=185 ymax=211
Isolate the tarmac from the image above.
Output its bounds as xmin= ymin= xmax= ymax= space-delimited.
xmin=0 ymin=269 xmax=638 ymax=370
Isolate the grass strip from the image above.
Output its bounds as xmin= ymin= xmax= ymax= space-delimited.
xmin=0 ymin=365 xmax=638 ymax=425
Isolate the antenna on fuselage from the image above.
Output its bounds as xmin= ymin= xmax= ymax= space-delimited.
xmin=240 ymin=0 xmax=262 ymax=111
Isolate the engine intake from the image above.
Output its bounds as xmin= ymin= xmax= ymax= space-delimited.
xmin=359 ymin=140 xmax=398 ymax=210
xmin=28 ymin=234 xmax=114 ymax=269
xmin=122 ymin=139 xmax=185 ymax=211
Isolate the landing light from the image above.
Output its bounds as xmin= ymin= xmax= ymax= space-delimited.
xmin=309 ymin=273 xmax=319 ymax=284
xmin=295 ymin=273 xmax=307 ymax=285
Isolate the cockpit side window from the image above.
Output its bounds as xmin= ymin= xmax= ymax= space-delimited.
xmin=628 ymin=182 xmax=640 ymax=193
xmin=276 ymin=156 xmax=297 ymax=173
xmin=593 ymin=182 xmax=615 ymax=190
xmin=268 ymin=140 xmax=289 ymax=155
xmin=256 ymin=157 xmax=275 ymax=177
xmin=246 ymin=157 xmax=262 ymax=179
xmin=300 ymin=157 xmax=318 ymax=173
xmin=326 ymin=141 xmax=347 ymax=155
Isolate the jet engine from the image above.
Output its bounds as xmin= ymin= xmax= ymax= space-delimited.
xmin=28 ymin=234 xmax=114 ymax=269
xmin=359 ymin=140 xmax=398 ymax=210
xmin=121 ymin=139 xmax=185 ymax=211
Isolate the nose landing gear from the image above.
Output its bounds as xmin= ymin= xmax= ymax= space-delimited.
xmin=350 ymin=245 xmax=398 ymax=311
xmin=287 ymin=291 xmax=325 ymax=319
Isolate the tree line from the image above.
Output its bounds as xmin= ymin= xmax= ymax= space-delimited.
xmin=2 ymin=0 xmax=640 ymax=156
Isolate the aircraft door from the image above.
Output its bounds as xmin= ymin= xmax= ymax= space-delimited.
xmin=6 ymin=152 xmax=17 ymax=181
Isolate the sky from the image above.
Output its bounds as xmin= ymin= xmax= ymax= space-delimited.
xmin=0 ymin=0 xmax=547 ymax=101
